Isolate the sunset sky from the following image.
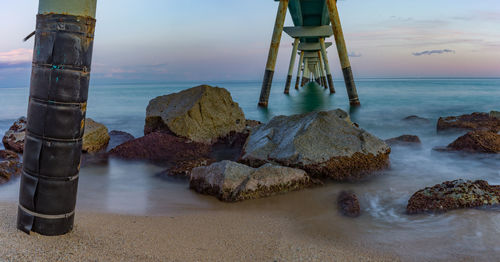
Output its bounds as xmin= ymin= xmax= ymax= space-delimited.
xmin=1 ymin=0 xmax=499 ymax=86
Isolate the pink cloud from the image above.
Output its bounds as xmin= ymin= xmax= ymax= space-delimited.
xmin=0 ymin=48 xmax=32 ymax=64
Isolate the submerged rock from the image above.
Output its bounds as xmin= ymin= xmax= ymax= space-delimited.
xmin=144 ymin=85 xmax=246 ymax=144
xmin=2 ymin=117 xmax=26 ymax=153
xmin=240 ymin=109 xmax=391 ymax=181
xmin=83 ymin=118 xmax=110 ymax=153
xmin=0 ymin=150 xmax=22 ymax=184
xmin=407 ymin=180 xmax=500 ymax=214
xmin=446 ymin=130 xmax=500 ymax=153
xmin=166 ymin=158 xmax=216 ymax=177
xmin=108 ymin=132 xmax=212 ymax=163
xmin=337 ymin=191 xmax=361 ymax=217
xmin=437 ymin=112 xmax=500 ymax=133
xmin=107 ymin=130 xmax=135 ymax=151
xmin=385 ymin=135 xmax=421 ymax=146
xmin=403 ymin=115 xmax=430 ymax=123
xmin=190 ymin=161 xmax=311 ymax=202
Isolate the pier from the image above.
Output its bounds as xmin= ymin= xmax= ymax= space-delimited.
xmin=259 ymin=0 xmax=360 ymax=107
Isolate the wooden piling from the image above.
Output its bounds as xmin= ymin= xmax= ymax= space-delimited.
xmin=319 ymin=38 xmax=335 ymax=93
xmin=259 ymin=0 xmax=289 ymax=107
xmin=326 ymin=0 xmax=360 ymax=105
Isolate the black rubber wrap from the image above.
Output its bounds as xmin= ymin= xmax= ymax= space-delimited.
xmin=18 ymin=14 xmax=95 ymax=236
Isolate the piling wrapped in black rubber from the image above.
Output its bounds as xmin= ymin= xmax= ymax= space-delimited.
xmin=17 ymin=13 xmax=95 ymax=236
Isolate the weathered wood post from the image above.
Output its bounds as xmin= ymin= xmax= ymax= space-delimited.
xmin=17 ymin=0 xmax=97 ymax=236
xmin=284 ymin=38 xmax=299 ymax=94
xmin=295 ymin=51 xmax=304 ymax=89
xmin=326 ymin=0 xmax=360 ymax=105
xmin=259 ymin=0 xmax=289 ymax=107
xmin=319 ymin=38 xmax=335 ymax=93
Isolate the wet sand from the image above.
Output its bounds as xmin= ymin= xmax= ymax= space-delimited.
xmin=0 ymin=203 xmax=398 ymax=261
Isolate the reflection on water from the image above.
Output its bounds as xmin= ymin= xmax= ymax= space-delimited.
xmin=1 ymin=78 xmax=500 ymax=260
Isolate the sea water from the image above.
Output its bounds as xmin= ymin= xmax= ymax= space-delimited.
xmin=0 ymin=78 xmax=499 ymax=260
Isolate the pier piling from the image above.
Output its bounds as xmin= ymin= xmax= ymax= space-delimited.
xmin=259 ymin=0 xmax=289 ymax=107
xmin=284 ymin=38 xmax=299 ymax=94
xmin=295 ymin=51 xmax=304 ymax=89
xmin=326 ymin=0 xmax=360 ymax=105
xmin=17 ymin=0 xmax=97 ymax=236
xmin=319 ymin=38 xmax=335 ymax=93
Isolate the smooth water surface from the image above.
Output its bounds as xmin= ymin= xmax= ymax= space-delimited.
xmin=0 ymin=78 xmax=499 ymax=260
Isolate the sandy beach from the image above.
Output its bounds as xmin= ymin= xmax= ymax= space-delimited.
xmin=0 ymin=202 xmax=401 ymax=261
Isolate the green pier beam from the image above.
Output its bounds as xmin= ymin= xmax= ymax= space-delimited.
xmin=326 ymin=0 xmax=360 ymax=105
xmin=259 ymin=0 xmax=289 ymax=107
xmin=284 ymin=38 xmax=299 ymax=94
xmin=18 ymin=0 xmax=98 ymax=236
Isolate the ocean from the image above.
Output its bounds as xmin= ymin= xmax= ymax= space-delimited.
xmin=0 ymin=78 xmax=499 ymax=260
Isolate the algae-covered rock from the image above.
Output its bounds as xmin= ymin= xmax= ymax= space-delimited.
xmin=446 ymin=130 xmax=500 ymax=153
xmin=190 ymin=161 xmax=310 ymax=202
xmin=240 ymin=109 xmax=390 ymax=181
xmin=437 ymin=112 xmax=500 ymax=133
xmin=407 ymin=180 xmax=500 ymax=214
xmin=145 ymin=85 xmax=246 ymax=144
xmin=2 ymin=117 xmax=26 ymax=153
xmin=83 ymin=118 xmax=110 ymax=153
xmin=338 ymin=191 xmax=361 ymax=217
xmin=0 ymin=150 xmax=22 ymax=184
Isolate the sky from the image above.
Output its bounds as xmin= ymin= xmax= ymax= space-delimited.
xmin=0 ymin=0 xmax=499 ymax=87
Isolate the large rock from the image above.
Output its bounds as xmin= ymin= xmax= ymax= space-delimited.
xmin=190 ymin=161 xmax=311 ymax=202
xmin=240 ymin=109 xmax=391 ymax=181
xmin=108 ymin=132 xmax=212 ymax=163
xmin=0 ymin=150 xmax=22 ymax=184
xmin=2 ymin=117 xmax=26 ymax=153
xmin=407 ymin=180 xmax=500 ymax=214
xmin=437 ymin=112 xmax=500 ymax=133
xmin=82 ymin=118 xmax=110 ymax=153
xmin=446 ymin=130 xmax=500 ymax=153
xmin=145 ymin=85 xmax=246 ymax=144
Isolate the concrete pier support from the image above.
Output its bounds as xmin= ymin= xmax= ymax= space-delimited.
xmin=18 ymin=0 xmax=97 ymax=236
xmin=302 ymin=58 xmax=310 ymax=86
xmin=259 ymin=0 xmax=289 ymax=107
xmin=326 ymin=0 xmax=359 ymax=105
xmin=295 ymin=51 xmax=304 ymax=90
xmin=318 ymin=51 xmax=327 ymax=89
xmin=284 ymin=38 xmax=299 ymax=94
xmin=319 ymin=38 xmax=335 ymax=93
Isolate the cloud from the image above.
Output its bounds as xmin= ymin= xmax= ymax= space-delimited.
xmin=0 ymin=48 xmax=32 ymax=69
xmin=348 ymin=52 xmax=362 ymax=58
xmin=412 ymin=49 xmax=455 ymax=56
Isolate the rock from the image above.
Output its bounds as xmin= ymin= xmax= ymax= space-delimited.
xmin=166 ymin=158 xmax=216 ymax=177
xmin=108 ymin=132 xmax=212 ymax=163
xmin=385 ymin=135 xmax=421 ymax=146
xmin=0 ymin=150 xmax=22 ymax=184
xmin=144 ymin=85 xmax=246 ymax=144
xmin=403 ymin=115 xmax=430 ymax=123
xmin=240 ymin=109 xmax=391 ymax=181
xmin=337 ymin=191 xmax=361 ymax=217
xmin=245 ymin=119 xmax=262 ymax=129
xmin=437 ymin=112 xmax=500 ymax=133
xmin=491 ymin=111 xmax=500 ymax=119
xmin=2 ymin=117 xmax=26 ymax=153
xmin=83 ymin=118 xmax=110 ymax=153
xmin=407 ymin=180 xmax=500 ymax=214
xmin=190 ymin=161 xmax=311 ymax=202
xmin=107 ymin=130 xmax=135 ymax=151
xmin=210 ymin=131 xmax=249 ymax=162
xmin=446 ymin=130 xmax=500 ymax=153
